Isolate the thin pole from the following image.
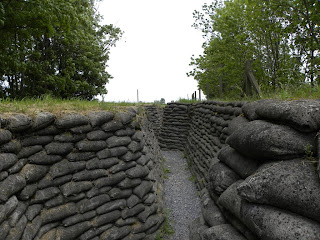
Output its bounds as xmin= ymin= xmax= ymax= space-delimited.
xmin=137 ymin=89 xmax=139 ymax=102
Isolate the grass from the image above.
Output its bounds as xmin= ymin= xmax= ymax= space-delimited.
xmin=155 ymin=210 xmax=175 ymax=240
xmin=0 ymin=95 xmax=152 ymax=116
xmin=162 ymin=167 xmax=171 ymax=179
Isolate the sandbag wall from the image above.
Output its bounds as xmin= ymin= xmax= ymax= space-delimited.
xmin=143 ymin=105 xmax=163 ymax=137
xmin=189 ymin=99 xmax=320 ymax=240
xmin=184 ymin=101 xmax=243 ymax=190
xmin=0 ymin=109 xmax=164 ymax=240
xmin=157 ymin=103 xmax=191 ymax=151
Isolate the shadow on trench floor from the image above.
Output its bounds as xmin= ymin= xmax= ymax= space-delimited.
xmin=161 ymin=150 xmax=201 ymax=240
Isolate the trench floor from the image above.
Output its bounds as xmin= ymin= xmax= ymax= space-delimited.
xmin=162 ymin=151 xmax=201 ymax=240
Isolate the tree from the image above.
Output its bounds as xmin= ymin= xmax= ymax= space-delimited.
xmin=0 ymin=0 xmax=122 ymax=99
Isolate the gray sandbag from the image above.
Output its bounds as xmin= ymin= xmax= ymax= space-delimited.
xmin=126 ymin=165 xmax=150 ymax=179
xmin=26 ymin=204 xmax=42 ymax=221
xmin=201 ymin=190 xmax=225 ymax=227
xmin=137 ymin=204 xmax=158 ymax=223
xmin=237 ymin=159 xmax=320 ymax=223
xmin=54 ymin=133 xmax=86 ymax=143
xmin=0 ymin=139 xmax=21 ymax=153
xmin=17 ymin=145 xmax=42 ymax=159
xmin=96 ymin=199 xmax=126 ymax=215
xmin=31 ymin=187 xmax=60 ymax=203
xmin=66 ymin=151 xmax=95 ymax=161
xmin=73 ymin=169 xmax=108 ymax=181
xmin=94 ymin=172 xmax=126 ymax=188
xmin=106 ymin=136 xmax=131 ymax=148
xmin=241 ymin=100 xmax=273 ymax=121
xmin=21 ymin=216 xmax=42 ymax=240
xmin=102 ymin=120 xmax=124 ymax=132
xmin=60 ymin=181 xmax=92 ymax=197
xmin=8 ymin=201 xmax=27 ymax=227
xmin=62 ymin=210 xmax=96 ymax=227
xmin=55 ymin=221 xmax=92 ymax=240
xmin=0 ymin=129 xmax=12 ymax=145
xmin=128 ymin=140 xmax=144 ymax=153
xmin=0 ymin=220 xmax=10 ymax=239
xmin=189 ymin=216 xmax=209 ymax=240
xmin=218 ymin=146 xmax=259 ymax=178
xmin=133 ymin=181 xmax=153 ymax=199
xmin=116 ymin=217 xmax=137 ymax=227
xmin=255 ymin=99 xmax=320 ymax=132
xmin=121 ymin=203 xmax=145 ymax=219
xmin=49 ymin=159 xmax=86 ymax=179
xmin=110 ymin=161 xmax=136 ymax=174
xmin=132 ymin=214 xmax=163 ymax=234
xmin=79 ymin=223 xmax=112 ymax=240
xmin=77 ymin=194 xmax=110 ymax=213
xmin=241 ymin=203 xmax=320 ymax=240
xmin=32 ymin=112 xmax=55 ymax=130
xmin=45 ymin=142 xmax=73 ymax=155
xmin=0 ymin=174 xmax=26 ymax=202
xmin=86 ymin=130 xmax=111 ymax=140
xmin=21 ymin=136 xmax=53 ymax=147
xmin=87 ymin=111 xmax=114 ymax=127
xmin=109 ymin=188 xmax=132 ymax=200
xmin=55 ymin=113 xmax=88 ymax=129
xmin=122 ymin=233 xmax=146 ymax=240
xmin=40 ymin=202 xmax=77 ymax=224
xmin=110 ymin=146 xmax=128 ymax=157
xmin=0 ymin=153 xmax=18 ymax=171
xmin=225 ymin=116 xmax=249 ymax=136
xmin=100 ymin=225 xmax=131 ymax=240
xmin=116 ymin=112 xmax=135 ymax=124
xmin=132 ymin=131 xmax=144 ymax=142
xmin=20 ymin=164 xmax=49 ymax=183
xmin=6 ymin=214 xmax=27 ymax=240
xmin=226 ymin=120 xmax=315 ymax=161
xmin=118 ymin=178 xmax=142 ymax=189
xmin=208 ymin=162 xmax=241 ymax=196
xmin=28 ymin=151 xmax=62 ymax=165
xmin=93 ymin=210 xmax=121 ymax=227
xmin=75 ymin=140 xmax=107 ymax=151
xmin=86 ymin=157 xmax=119 ymax=170
xmin=115 ymin=127 xmax=136 ymax=137
xmin=201 ymin=224 xmax=247 ymax=240
xmin=35 ymin=222 xmax=59 ymax=239
xmin=8 ymin=158 xmax=28 ymax=174
xmin=19 ymin=183 xmax=38 ymax=200
xmin=6 ymin=114 xmax=32 ymax=132
xmin=0 ymin=196 xmax=18 ymax=223
xmin=127 ymin=194 xmax=141 ymax=208
xmin=70 ymin=124 xmax=93 ymax=134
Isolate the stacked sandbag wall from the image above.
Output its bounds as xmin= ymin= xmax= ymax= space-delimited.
xmin=0 ymin=108 xmax=165 ymax=240
xmin=189 ymin=99 xmax=320 ymax=240
xmin=144 ymin=105 xmax=163 ymax=138
xmin=157 ymin=103 xmax=191 ymax=151
xmin=184 ymin=101 xmax=244 ymax=190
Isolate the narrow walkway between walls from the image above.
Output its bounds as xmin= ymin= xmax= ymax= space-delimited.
xmin=162 ymin=151 xmax=201 ymax=240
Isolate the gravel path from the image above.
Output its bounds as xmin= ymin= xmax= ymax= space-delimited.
xmin=162 ymin=151 xmax=201 ymax=240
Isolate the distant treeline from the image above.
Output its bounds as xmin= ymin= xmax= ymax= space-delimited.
xmin=188 ymin=0 xmax=320 ymax=98
xmin=0 ymin=0 xmax=122 ymax=100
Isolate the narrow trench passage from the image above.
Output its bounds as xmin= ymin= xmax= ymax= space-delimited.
xmin=162 ymin=151 xmax=201 ymax=240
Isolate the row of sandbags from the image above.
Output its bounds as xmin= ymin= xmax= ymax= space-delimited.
xmin=190 ymin=100 xmax=320 ymax=240
xmin=143 ymin=105 xmax=163 ymax=138
xmin=0 ymin=109 xmax=164 ymax=240
xmin=157 ymin=103 xmax=191 ymax=151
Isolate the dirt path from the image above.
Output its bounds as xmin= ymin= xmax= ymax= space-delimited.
xmin=162 ymin=151 xmax=201 ymax=240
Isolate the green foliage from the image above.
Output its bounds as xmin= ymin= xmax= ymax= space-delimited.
xmin=155 ymin=210 xmax=175 ymax=240
xmin=0 ymin=0 xmax=122 ymax=99
xmin=189 ymin=0 xmax=320 ymax=99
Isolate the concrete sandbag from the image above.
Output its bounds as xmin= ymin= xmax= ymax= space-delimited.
xmin=226 ymin=120 xmax=315 ymax=161
xmin=241 ymin=203 xmax=320 ymax=240
xmin=237 ymin=159 xmax=320 ymax=223
xmin=218 ymin=146 xmax=259 ymax=178
xmin=201 ymin=224 xmax=247 ymax=240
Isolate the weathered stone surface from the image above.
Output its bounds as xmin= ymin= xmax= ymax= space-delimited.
xmin=218 ymin=146 xmax=259 ymax=178
xmin=132 ymin=215 xmax=162 ymax=234
xmin=0 ymin=153 xmax=18 ymax=171
xmin=79 ymin=223 xmax=112 ymax=240
xmin=20 ymin=164 xmax=49 ymax=183
xmin=26 ymin=204 xmax=42 ymax=221
xmin=73 ymin=169 xmax=108 ymax=181
xmin=106 ymin=136 xmax=131 ymax=148
xmin=6 ymin=114 xmax=32 ymax=132
xmin=22 ymin=215 xmax=42 ymax=240
xmin=8 ymin=157 xmax=26 ymax=174
xmin=226 ymin=120 xmax=315 ymax=161
xmin=110 ymin=161 xmax=136 ymax=174
xmin=55 ymin=221 xmax=92 ymax=240
xmin=225 ymin=116 xmax=249 ymax=136
xmin=75 ymin=140 xmax=107 ymax=152
xmin=122 ymin=203 xmax=145 ymax=219
xmin=29 ymin=150 xmax=62 ymax=165
xmin=110 ymin=146 xmax=128 ymax=157
xmin=96 ymin=200 xmax=126 ymax=215
xmin=138 ymin=204 xmax=158 ymax=223
xmin=237 ymin=159 xmax=320 ymax=223
xmin=55 ymin=113 xmax=88 ymax=129
xmin=102 ymin=120 xmax=124 ymax=132
xmin=118 ymin=178 xmax=142 ymax=189
xmin=93 ymin=210 xmax=121 ymax=227
xmin=201 ymin=224 xmax=247 ymax=240
xmin=0 ymin=140 xmax=21 ymax=154
xmin=116 ymin=111 xmax=135 ymax=125
xmin=115 ymin=128 xmax=135 ymax=137
xmin=8 ymin=201 xmax=27 ymax=227
xmin=32 ymin=112 xmax=56 ymax=130
xmin=70 ymin=124 xmax=93 ymax=134
xmin=133 ymin=181 xmax=153 ymax=199
xmin=66 ymin=151 xmax=95 ymax=161
xmin=241 ymin=100 xmax=272 ymax=121
xmin=54 ymin=133 xmax=85 ymax=143
xmin=32 ymin=187 xmax=60 ymax=203
xmin=87 ymin=111 xmax=114 ymax=127
xmin=18 ymin=183 xmax=38 ymax=200
xmin=127 ymin=140 xmax=144 ymax=153
xmin=60 ymin=181 xmax=93 ymax=197
xmin=0 ymin=220 xmax=10 ymax=239
xmin=109 ymin=188 xmax=132 ymax=200
xmin=0 ymin=129 xmax=12 ymax=145
xmin=0 ymin=174 xmax=26 ymax=202
xmin=6 ymin=215 xmax=27 ymax=240
xmin=132 ymin=131 xmax=144 ymax=142
xmin=45 ymin=142 xmax=73 ymax=155
xmin=241 ymin=203 xmax=320 ymax=240
xmin=255 ymin=99 xmax=320 ymax=132
xmin=86 ymin=157 xmax=119 ymax=170
xmin=40 ymin=203 xmax=77 ymax=224
xmin=208 ymin=162 xmax=241 ymax=196
xmin=116 ymin=217 xmax=137 ymax=227
xmin=49 ymin=159 xmax=86 ymax=179
xmin=127 ymin=194 xmax=141 ymax=208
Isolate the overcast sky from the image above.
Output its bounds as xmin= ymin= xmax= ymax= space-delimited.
xmin=98 ymin=0 xmax=207 ymax=103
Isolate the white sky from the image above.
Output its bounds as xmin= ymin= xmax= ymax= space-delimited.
xmin=98 ymin=0 xmax=207 ymax=103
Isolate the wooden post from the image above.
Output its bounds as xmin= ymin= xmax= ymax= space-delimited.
xmin=194 ymin=91 xmax=197 ymax=100
xmin=245 ymin=60 xmax=261 ymax=97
